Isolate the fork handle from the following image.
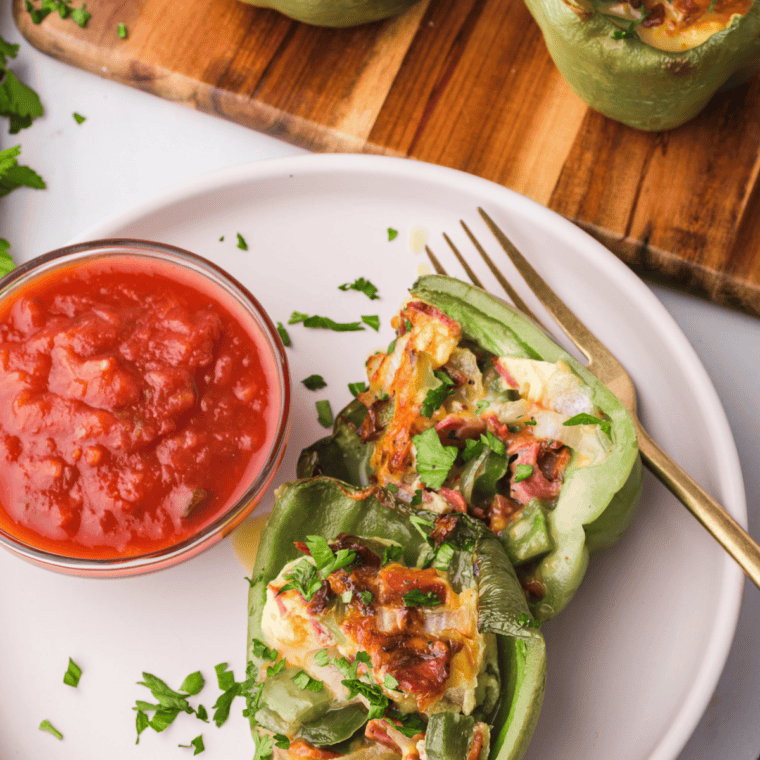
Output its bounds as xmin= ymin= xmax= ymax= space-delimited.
xmin=636 ymin=421 xmax=760 ymax=590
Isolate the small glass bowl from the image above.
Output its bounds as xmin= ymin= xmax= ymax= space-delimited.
xmin=0 ymin=239 xmax=291 ymax=577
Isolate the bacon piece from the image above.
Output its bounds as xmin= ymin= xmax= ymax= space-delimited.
xmin=365 ymin=720 xmax=402 ymax=753
xmin=538 ymin=445 xmax=571 ymax=482
xmin=384 ymin=637 xmax=452 ymax=705
xmin=510 ymin=442 xmax=562 ymax=504
xmin=435 ymin=414 xmax=485 ymax=446
xmin=431 ymin=513 xmax=460 ymax=546
xmin=379 ymin=565 xmax=448 ymax=605
xmin=401 ymin=301 xmax=460 ymax=334
xmin=493 ymin=357 xmax=518 ymax=389
xmin=488 ymin=493 xmax=522 ymax=534
xmin=438 ymin=488 xmax=467 ymax=515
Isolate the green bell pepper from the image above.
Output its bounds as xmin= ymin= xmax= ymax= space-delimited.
xmin=245 ymin=477 xmax=546 ymax=760
xmin=298 ymin=275 xmax=642 ymax=621
xmin=236 ymin=0 xmax=422 ymax=27
xmin=524 ymin=0 xmax=760 ymax=130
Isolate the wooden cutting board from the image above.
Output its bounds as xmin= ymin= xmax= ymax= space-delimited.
xmin=14 ymin=0 xmax=760 ymax=316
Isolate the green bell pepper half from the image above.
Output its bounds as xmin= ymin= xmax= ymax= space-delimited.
xmin=236 ymin=0 xmax=422 ymax=27
xmin=524 ymin=0 xmax=760 ymax=130
xmin=246 ymin=477 xmax=546 ymax=760
xmin=298 ymin=275 xmax=642 ymax=621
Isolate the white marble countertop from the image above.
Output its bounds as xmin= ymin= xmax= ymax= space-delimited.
xmin=1 ymin=4 xmax=758 ymax=759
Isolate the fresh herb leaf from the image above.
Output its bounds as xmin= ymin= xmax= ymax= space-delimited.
xmin=355 ymin=651 xmax=372 ymax=667
xmin=266 ymin=659 xmax=286 ymax=677
xmin=212 ymin=670 xmax=241 ymax=727
xmin=386 ymin=338 xmax=397 ymax=354
xmin=314 ymin=649 xmax=330 ymax=667
xmin=421 ymin=370 xmax=455 ymax=417
xmin=302 ymin=374 xmax=327 ymax=390
xmin=179 ymin=735 xmax=205 ymax=754
xmin=63 ymin=657 xmax=81 ymax=687
xmin=251 ymin=639 xmax=278 ymax=661
xmin=253 ymin=731 xmax=274 ymax=760
xmin=481 ymin=430 xmax=506 ymax=456
xmin=196 ymin=705 xmax=209 ymax=722
xmin=563 ymin=412 xmax=612 ymax=439
xmin=137 ymin=672 xmax=195 ymax=714
xmin=236 ymin=233 xmax=248 ymax=250
xmin=385 ymin=710 xmax=426 ymax=738
xmin=475 ymin=399 xmax=490 ymax=414
xmin=71 ymin=3 xmax=91 ymax=27
xmin=244 ymin=573 xmax=263 ymax=588
xmin=293 ymin=671 xmax=324 ymax=692
xmin=0 ymin=146 xmax=45 ymax=198
xmin=117 ymin=22 xmax=128 ymax=38
xmin=348 ymin=381 xmax=367 ymax=397
xmin=273 ymin=734 xmax=290 ymax=749
xmin=305 ymin=535 xmax=356 ymax=576
xmin=316 ymin=399 xmax=333 ymax=428
xmin=135 ymin=710 xmax=150 ymax=743
xmin=276 ymin=322 xmax=291 ymax=347
xmin=434 ymin=542 xmax=456 ymax=572
xmin=180 ymin=671 xmax=205 ymax=696
xmin=334 ymin=657 xmax=358 ymax=680
xmin=412 ymin=427 xmax=457 ymax=489
xmin=72 ymin=112 xmax=85 ymax=124
xmin=383 ymin=673 xmax=400 ymax=690
xmin=342 ymin=679 xmax=388 ymax=720
xmin=403 ymin=589 xmax=443 ymax=607
xmin=409 ymin=489 xmax=423 ymax=507
xmin=289 ymin=312 xmax=364 ymax=332
xmin=387 ymin=228 xmax=398 ymax=241
xmin=461 ymin=438 xmax=484 ymax=462
xmin=513 ymin=464 xmax=533 ymax=483
xmin=360 ymin=590 xmax=374 ymax=606
xmin=409 ymin=513 xmax=434 ymax=541
xmin=382 ymin=544 xmax=403 ymax=564
xmin=279 ymin=558 xmax=323 ymax=601
xmin=214 ymin=663 xmax=235 ymax=692
xmin=39 ymin=719 xmax=63 ymax=740
xmin=362 ymin=314 xmax=380 ymax=331
xmin=338 ymin=277 xmax=379 ymax=300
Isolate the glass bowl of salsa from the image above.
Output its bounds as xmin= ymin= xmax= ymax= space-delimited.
xmin=0 ymin=239 xmax=291 ymax=577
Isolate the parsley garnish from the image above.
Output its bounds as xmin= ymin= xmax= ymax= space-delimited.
xmin=293 ymin=671 xmax=324 ymax=692
xmin=342 ymin=679 xmax=388 ymax=720
xmin=338 ymin=277 xmax=379 ymax=300
xmin=563 ymin=412 xmax=612 ymax=439
xmin=383 ymin=673 xmax=400 ymax=690
xmin=385 ymin=710 xmax=426 ymax=738
xmin=179 ymin=735 xmax=205 ymax=754
xmin=314 ymin=649 xmax=330 ymax=667
xmin=348 ymin=381 xmax=367 ymax=397
xmin=117 ymin=22 xmax=128 ymax=38
xmin=387 ymin=228 xmax=398 ymax=241
xmin=253 ymin=731 xmax=274 ymax=760
xmin=39 ymin=719 xmax=63 ymax=739
xmin=251 ymin=638 xmax=278 ymax=661
xmin=316 ymin=399 xmax=333 ymax=428
xmin=421 ymin=370 xmax=455 ymax=417
xmin=134 ymin=671 xmax=200 ymax=742
xmin=236 ymin=233 xmax=248 ymax=250
xmin=412 ymin=427 xmax=457 ymax=489
xmin=289 ymin=312 xmax=364 ymax=332
xmin=274 ymin=734 xmax=290 ymax=749
xmin=382 ymin=544 xmax=404 ymax=564
xmin=25 ymin=0 xmax=91 ymax=27
xmin=276 ymin=322 xmax=291 ymax=347
xmin=278 ymin=559 xmax=323 ymax=601
xmin=403 ymin=589 xmax=443 ymax=607
xmin=434 ymin=542 xmax=456 ymax=572
xmin=63 ymin=657 xmax=82 ymax=687
xmin=305 ymin=535 xmax=356 ymax=576
xmin=362 ymin=315 xmax=380 ymax=331
xmin=409 ymin=489 xmax=423 ymax=507
xmin=360 ymin=590 xmax=374 ymax=606
xmin=212 ymin=663 xmax=242 ymax=727
xmin=513 ymin=464 xmax=533 ymax=483
xmin=302 ymin=374 xmax=327 ymax=390
xmin=461 ymin=437 xmax=484 ymax=462
xmin=72 ymin=112 xmax=85 ymax=124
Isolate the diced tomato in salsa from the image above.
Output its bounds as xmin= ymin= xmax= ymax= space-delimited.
xmin=0 ymin=258 xmax=280 ymax=558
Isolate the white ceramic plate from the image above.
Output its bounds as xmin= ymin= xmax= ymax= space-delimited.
xmin=0 ymin=155 xmax=745 ymax=760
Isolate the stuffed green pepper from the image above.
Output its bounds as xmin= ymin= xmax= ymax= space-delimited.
xmin=524 ymin=0 xmax=760 ymax=130
xmin=298 ymin=275 xmax=642 ymax=621
xmin=245 ymin=477 xmax=546 ymax=760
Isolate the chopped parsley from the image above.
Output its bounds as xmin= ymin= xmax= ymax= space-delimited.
xmin=385 ymin=710 xmax=426 ymax=738
xmin=178 ymin=735 xmax=205 ymax=754
xmin=513 ymin=464 xmax=533 ymax=483
xmin=382 ymin=544 xmax=404 ymax=565
xmin=387 ymin=228 xmax=398 ymax=241
xmin=348 ymin=381 xmax=367 ymax=397
xmin=563 ymin=412 xmax=612 ymax=439
xmin=412 ymin=427 xmax=457 ymax=489
xmin=403 ymin=589 xmax=443 ymax=607
xmin=361 ymin=314 xmax=380 ymax=331
xmin=338 ymin=277 xmax=379 ymax=300
xmin=273 ymin=734 xmax=290 ymax=749
xmin=421 ymin=370 xmax=456 ymax=417
xmin=278 ymin=559 xmax=323 ymax=601
xmin=316 ymin=399 xmax=333 ymax=428
xmin=289 ymin=312 xmax=365 ymax=332
xmin=293 ymin=671 xmax=324 ymax=692
xmin=134 ymin=671 xmax=200 ymax=742
xmin=360 ymin=590 xmax=374 ymax=606
xmin=39 ymin=719 xmax=63 ymax=739
xmin=25 ymin=0 xmax=91 ymax=27
xmin=305 ymin=535 xmax=356 ymax=576
xmin=253 ymin=731 xmax=274 ymax=760
xmin=251 ymin=638 xmax=278 ymax=661
xmin=383 ymin=673 xmax=400 ymax=690
xmin=117 ymin=22 xmax=128 ymax=38
xmin=302 ymin=374 xmax=327 ymax=390
xmin=63 ymin=657 xmax=82 ymax=687
xmin=236 ymin=233 xmax=248 ymax=250
xmin=275 ymin=322 xmax=291 ymax=347
xmin=433 ymin=542 xmax=456 ymax=572
xmin=314 ymin=649 xmax=330 ymax=667
xmin=72 ymin=112 xmax=85 ymax=124
xmin=342 ymin=679 xmax=388 ymax=720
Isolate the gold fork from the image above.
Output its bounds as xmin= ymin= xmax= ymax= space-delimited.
xmin=426 ymin=207 xmax=760 ymax=590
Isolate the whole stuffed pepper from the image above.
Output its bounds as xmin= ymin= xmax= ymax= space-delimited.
xmin=298 ymin=275 xmax=642 ymax=621
xmin=524 ymin=0 xmax=760 ymax=129
xmin=245 ymin=477 xmax=546 ymax=760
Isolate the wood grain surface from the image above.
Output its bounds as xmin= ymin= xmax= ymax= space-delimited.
xmin=13 ymin=0 xmax=760 ymax=316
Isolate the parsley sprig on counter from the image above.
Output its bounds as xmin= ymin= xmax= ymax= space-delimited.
xmin=24 ymin=0 xmax=92 ymax=28
xmin=338 ymin=276 xmax=379 ymax=300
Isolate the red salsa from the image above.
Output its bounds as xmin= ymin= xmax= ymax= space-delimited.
xmin=0 ymin=256 xmax=282 ymax=559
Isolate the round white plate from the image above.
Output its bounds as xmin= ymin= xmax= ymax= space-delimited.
xmin=0 ymin=154 xmax=744 ymax=760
